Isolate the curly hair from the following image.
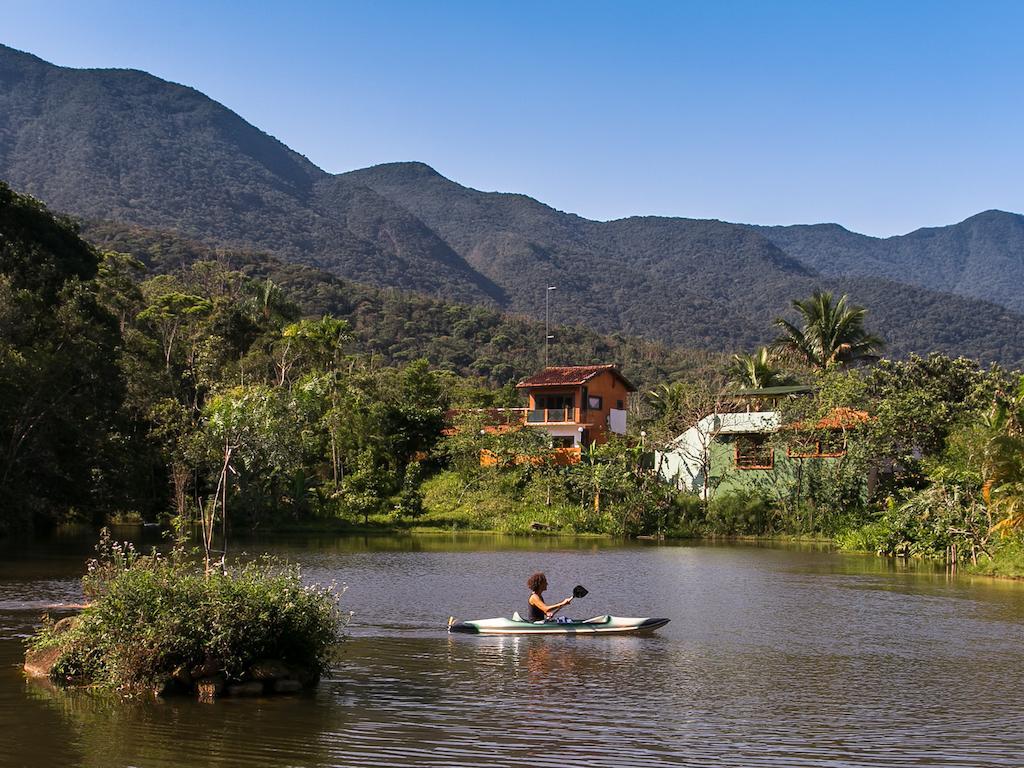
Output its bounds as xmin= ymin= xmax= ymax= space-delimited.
xmin=526 ymin=572 xmax=547 ymax=593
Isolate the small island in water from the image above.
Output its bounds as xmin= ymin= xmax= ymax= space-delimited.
xmin=24 ymin=530 xmax=345 ymax=699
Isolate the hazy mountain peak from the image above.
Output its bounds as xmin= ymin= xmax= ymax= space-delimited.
xmin=355 ymin=161 xmax=447 ymax=180
xmin=0 ymin=43 xmax=50 ymax=66
xmin=958 ymin=209 xmax=1022 ymax=227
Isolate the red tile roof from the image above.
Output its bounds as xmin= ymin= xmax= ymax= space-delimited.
xmin=789 ymin=407 xmax=871 ymax=431
xmin=516 ymin=365 xmax=636 ymax=391
xmin=813 ymin=407 xmax=870 ymax=430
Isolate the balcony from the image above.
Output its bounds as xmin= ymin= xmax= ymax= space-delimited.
xmin=526 ymin=407 xmax=577 ymax=424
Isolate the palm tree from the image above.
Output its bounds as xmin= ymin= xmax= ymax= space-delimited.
xmin=645 ymin=382 xmax=687 ymax=422
xmin=727 ymin=347 xmax=791 ymax=389
xmin=773 ymin=290 xmax=884 ymax=371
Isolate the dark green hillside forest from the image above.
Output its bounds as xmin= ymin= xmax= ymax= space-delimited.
xmin=5 ymin=184 xmax=1024 ymax=575
xmin=0 ymin=185 xmax=718 ymax=534
xmin=757 ymin=210 xmax=1024 ymax=314
xmin=82 ymin=220 xmax=724 ymax=391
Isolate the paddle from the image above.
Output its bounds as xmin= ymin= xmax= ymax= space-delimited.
xmin=544 ymin=585 xmax=588 ymax=623
xmin=545 ymin=585 xmax=587 ymax=620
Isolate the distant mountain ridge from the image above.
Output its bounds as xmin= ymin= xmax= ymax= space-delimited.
xmin=0 ymin=44 xmax=501 ymax=305
xmin=2 ymin=43 xmax=1023 ymax=365
xmin=755 ymin=210 xmax=1024 ymax=313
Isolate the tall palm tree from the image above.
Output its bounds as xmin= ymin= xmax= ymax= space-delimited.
xmin=773 ymin=290 xmax=884 ymax=371
xmin=727 ymin=347 xmax=791 ymax=389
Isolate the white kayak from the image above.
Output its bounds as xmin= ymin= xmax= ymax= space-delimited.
xmin=448 ymin=612 xmax=670 ymax=635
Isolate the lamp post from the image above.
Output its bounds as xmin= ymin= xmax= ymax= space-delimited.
xmin=545 ymin=285 xmax=557 ymax=367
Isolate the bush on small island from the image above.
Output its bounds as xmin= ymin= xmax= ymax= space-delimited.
xmin=26 ymin=531 xmax=345 ymax=698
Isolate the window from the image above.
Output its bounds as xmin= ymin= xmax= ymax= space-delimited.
xmin=551 ymin=436 xmax=575 ymax=448
xmin=787 ymin=432 xmax=847 ymax=459
xmin=616 ymin=399 xmax=624 ymax=410
xmin=735 ymin=435 xmax=774 ymax=469
xmin=536 ymin=394 xmax=573 ymax=410
xmin=588 ymin=395 xmax=603 ymax=410
xmin=529 ymin=392 xmax=575 ymax=423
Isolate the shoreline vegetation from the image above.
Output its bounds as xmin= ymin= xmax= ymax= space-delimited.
xmin=25 ymin=530 xmax=345 ymax=697
xmin=2 ymin=182 xmax=1023 ymax=581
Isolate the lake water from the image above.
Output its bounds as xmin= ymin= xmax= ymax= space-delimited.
xmin=2 ymin=528 xmax=1023 ymax=767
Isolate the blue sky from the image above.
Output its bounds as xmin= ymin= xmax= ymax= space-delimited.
xmin=2 ymin=0 xmax=1022 ymax=236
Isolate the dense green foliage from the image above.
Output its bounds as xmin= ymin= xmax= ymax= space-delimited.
xmin=81 ymin=219 xmax=725 ymax=393
xmin=639 ymin=353 xmax=1024 ymax=570
xmin=0 ymin=185 xmax=128 ymax=528
xmin=30 ymin=532 xmax=343 ymax=690
xmin=4 ymin=44 xmax=1024 ymax=365
xmin=429 ymin=422 xmax=687 ymax=537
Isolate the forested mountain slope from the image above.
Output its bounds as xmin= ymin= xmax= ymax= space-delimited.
xmin=82 ymin=219 xmax=724 ymax=391
xmin=755 ymin=210 xmax=1024 ymax=313
xmin=339 ymin=162 xmax=1024 ymax=364
xmin=3 ymin=43 xmax=1023 ymax=364
xmin=0 ymin=44 xmax=500 ymax=304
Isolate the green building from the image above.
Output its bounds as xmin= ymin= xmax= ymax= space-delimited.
xmin=654 ymin=386 xmax=866 ymax=502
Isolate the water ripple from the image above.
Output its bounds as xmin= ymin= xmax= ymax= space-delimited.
xmin=1 ymin=538 xmax=1023 ymax=766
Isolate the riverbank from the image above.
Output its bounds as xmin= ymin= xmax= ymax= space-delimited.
xmin=90 ymin=456 xmax=1024 ymax=580
xmin=94 ymin=517 xmax=1024 ymax=580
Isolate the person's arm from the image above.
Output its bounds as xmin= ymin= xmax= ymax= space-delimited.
xmin=531 ymin=593 xmax=573 ymax=619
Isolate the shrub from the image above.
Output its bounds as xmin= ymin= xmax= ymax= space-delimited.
xmin=966 ymin=536 xmax=1024 ymax=578
xmin=706 ymin=491 xmax=772 ymax=535
xmin=29 ymin=532 xmax=345 ymax=691
xmin=835 ymin=520 xmax=891 ymax=554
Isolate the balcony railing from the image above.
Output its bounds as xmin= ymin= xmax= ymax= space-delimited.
xmin=526 ymin=407 xmax=577 ymax=423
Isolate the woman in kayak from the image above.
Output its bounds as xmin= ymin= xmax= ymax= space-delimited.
xmin=527 ymin=572 xmax=573 ymax=621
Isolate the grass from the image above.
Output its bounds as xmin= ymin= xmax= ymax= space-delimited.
xmin=418 ymin=470 xmax=590 ymax=533
xmin=965 ymin=537 xmax=1024 ymax=579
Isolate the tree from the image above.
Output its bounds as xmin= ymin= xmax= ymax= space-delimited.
xmin=0 ymin=186 xmax=127 ymax=531
xmin=985 ymin=376 xmax=1024 ymax=535
xmin=198 ymin=385 xmax=306 ymax=567
xmin=136 ymin=278 xmax=213 ymax=373
xmin=272 ymin=316 xmax=352 ymax=387
xmin=773 ymin=290 xmax=884 ymax=371
xmin=862 ymin=354 xmax=1007 ymax=491
xmin=727 ymin=347 xmax=792 ymax=389
xmin=646 ymin=382 xmax=687 ymax=425
xmin=641 ymin=377 xmax=730 ymax=514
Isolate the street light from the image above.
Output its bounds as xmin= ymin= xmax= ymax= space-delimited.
xmin=545 ymin=286 xmax=557 ymax=367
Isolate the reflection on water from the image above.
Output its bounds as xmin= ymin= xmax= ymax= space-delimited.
xmin=2 ymin=530 xmax=1023 ymax=766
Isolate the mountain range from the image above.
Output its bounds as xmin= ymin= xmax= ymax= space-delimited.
xmin=1 ymin=43 xmax=1022 ymax=365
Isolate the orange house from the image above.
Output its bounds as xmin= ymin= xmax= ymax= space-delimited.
xmin=515 ymin=365 xmax=636 ymax=450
